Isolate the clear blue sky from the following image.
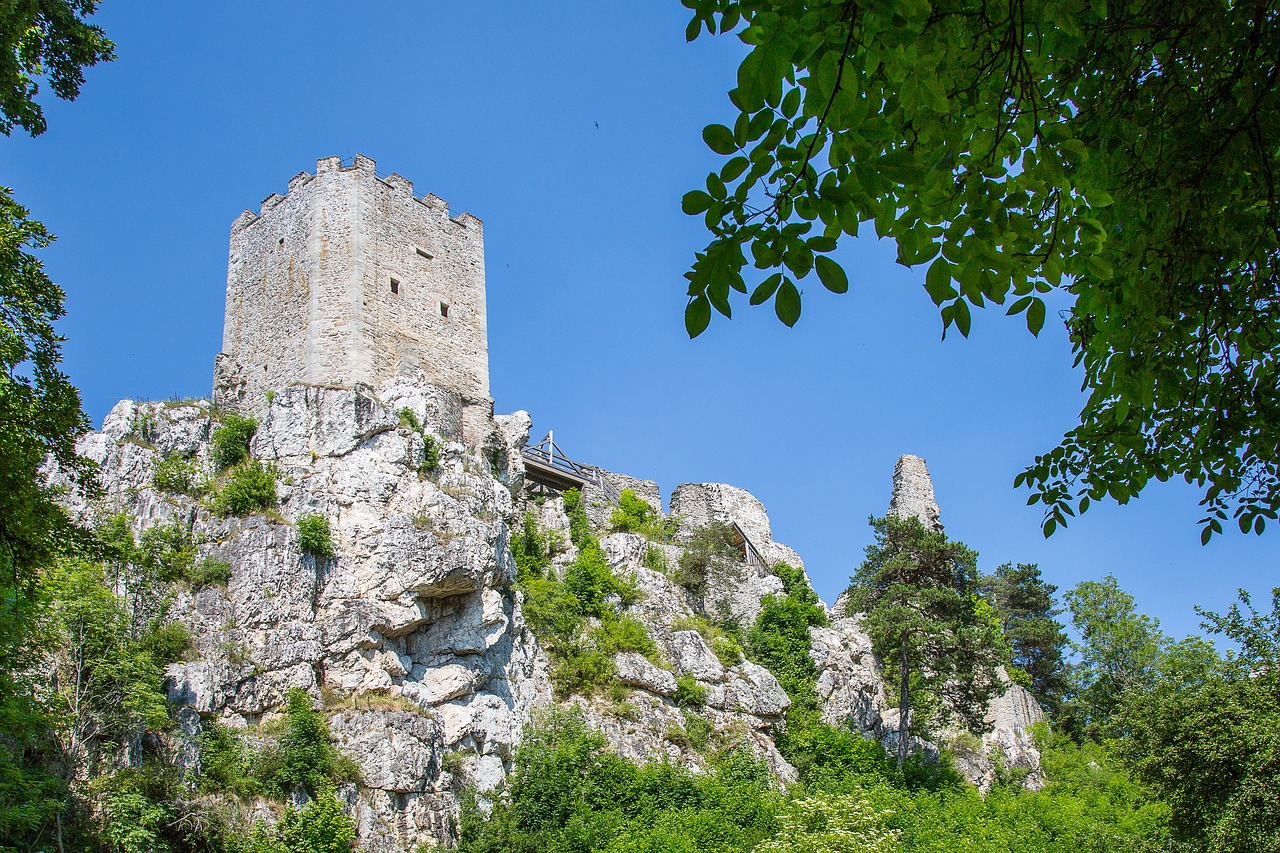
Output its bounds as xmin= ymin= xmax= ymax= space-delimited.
xmin=3 ymin=1 xmax=1274 ymax=640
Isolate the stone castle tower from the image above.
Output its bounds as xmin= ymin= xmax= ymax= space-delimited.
xmin=213 ymin=154 xmax=490 ymax=437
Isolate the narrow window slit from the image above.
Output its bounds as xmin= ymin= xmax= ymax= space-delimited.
xmin=439 ymin=302 xmax=449 ymax=318
xmin=390 ymin=277 xmax=400 ymax=295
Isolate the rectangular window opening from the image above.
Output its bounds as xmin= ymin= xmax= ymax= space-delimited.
xmin=278 ymin=237 xmax=285 ymax=247
xmin=439 ymin=302 xmax=449 ymax=318
xmin=390 ymin=277 xmax=400 ymax=295
xmin=415 ymin=246 xmax=434 ymax=260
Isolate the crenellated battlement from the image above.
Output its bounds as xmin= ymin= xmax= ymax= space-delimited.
xmin=215 ymin=156 xmax=491 ymax=442
xmin=230 ymin=154 xmax=482 ymax=236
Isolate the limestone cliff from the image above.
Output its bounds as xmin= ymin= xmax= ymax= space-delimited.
xmin=67 ymin=383 xmax=1044 ymax=851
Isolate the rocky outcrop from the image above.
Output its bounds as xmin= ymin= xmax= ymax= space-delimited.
xmin=71 ymin=389 xmax=1046 ymax=848
xmin=887 ymin=454 xmax=942 ymax=531
xmin=814 ymin=454 xmax=1047 ymax=790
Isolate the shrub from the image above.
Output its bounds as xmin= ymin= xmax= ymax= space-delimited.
xmin=211 ymin=413 xmax=258 ymax=471
xmin=672 ymin=613 xmax=744 ymax=666
xmin=266 ymin=688 xmax=360 ymax=797
xmin=562 ymin=488 xmax=591 ymax=546
xmin=421 ymin=433 xmax=440 ymax=473
xmin=551 ymin=642 xmax=617 ymax=698
xmin=190 ymin=557 xmax=232 ymax=587
xmin=682 ymin=711 xmax=713 ymax=751
xmin=397 ymin=407 xmax=422 ymax=431
xmin=277 ymin=779 xmax=357 ymax=853
xmin=512 ymin=511 xmax=564 ymax=581
xmin=644 ymin=544 xmax=670 ymax=574
xmin=610 ymin=488 xmax=681 ymax=542
xmin=712 ymin=634 xmax=745 ymax=666
xmin=521 ymin=577 xmax=583 ymax=648
xmin=596 ymin=614 xmax=658 ymax=659
xmin=199 ymin=722 xmax=263 ymax=798
xmin=210 ymin=461 xmax=278 ymax=517
xmin=296 ymin=514 xmax=334 ymax=560
xmin=564 ymin=542 xmax=636 ymax=616
xmin=152 ymin=454 xmax=204 ymax=496
xmin=673 ymin=674 xmax=708 ymax=708
xmin=137 ymin=520 xmax=197 ymax=583
xmin=675 ymin=521 xmax=741 ymax=595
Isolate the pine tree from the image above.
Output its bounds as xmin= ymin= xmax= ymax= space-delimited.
xmin=846 ymin=515 xmax=1005 ymax=770
xmin=979 ymin=563 xmax=1069 ymax=715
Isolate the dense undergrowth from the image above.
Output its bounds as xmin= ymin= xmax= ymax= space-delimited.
xmin=456 ymin=708 xmax=1172 ymax=853
xmin=468 ymin=503 xmax=1197 ymax=853
xmin=514 ymin=489 xmax=660 ymax=698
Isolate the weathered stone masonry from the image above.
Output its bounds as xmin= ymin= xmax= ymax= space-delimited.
xmin=213 ymin=154 xmax=492 ymax=441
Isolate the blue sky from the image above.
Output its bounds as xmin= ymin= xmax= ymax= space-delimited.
xmin=4 ymin=1 xmax=1274 ymax=640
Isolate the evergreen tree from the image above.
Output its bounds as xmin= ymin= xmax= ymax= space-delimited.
xmin=846 ymin=515 xmax=1006 ymax=770
xmin=979 ymin=563 xmax=1069 ymax=715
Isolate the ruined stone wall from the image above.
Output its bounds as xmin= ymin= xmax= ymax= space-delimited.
xmin=218 ymin=155 xmax=489 ymax=439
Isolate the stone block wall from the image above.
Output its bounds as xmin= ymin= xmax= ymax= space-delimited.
xmin=216 ymin=155 xmax=490 ymax=441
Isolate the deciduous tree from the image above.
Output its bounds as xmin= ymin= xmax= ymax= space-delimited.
xmin=681 ymin=0 xmax=1280 ymax=539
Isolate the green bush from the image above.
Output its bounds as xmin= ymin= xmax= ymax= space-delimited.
xmin=609 ymin=488 xmax=681 ymax=541
xmin=211 ymin=461 xmax=279 ymax=517
xmin=137 ymin=520 xmax=197 ymax=583
xmin=675 ymin=521 xmax=741 ymax=595
xmin=512 ymin=511 xmax=564 ymax=581
xmin=199 ymin=722 xmax=263 ymax=798
xmin=550 ymin=642 xmax=618 ymax=698
xmin=596 ymin=614 xmax=658 ymax=659
xmin=683 ymin=711 xmax=714 ymax=751
xmin=673 ymin=613 xmax=744 ymax=666
xmin=421 ymin=433 xmax=440 ymax=473
xmin=398 ymin=408 xmax=440 ymax=474
xmin=457 ymin=710 xmax=778 ymax=853
xmin=712 ymin=634 xmax=745 ymax=666
xmin=152 ymin=454 xmax=204 ymax=496
xmin=296 ymin=514 xmax=334 ymax=559
xmin=277 ymin=779 xmax=357 ymax=853
xmin=397 ymin=407 xmax=422 ymax=431
xmin=190 ymin=557 xmax=232 ymax=587
xmin=673 ymin=674 xmax=708 ymax=708
xmin=211 ymin=413 xmax=258 ymax=472
xmin=644 ymin=544 xmax=670 ymax=574
xmin=564 ymin=541 xmax=637 ymax=616
xmin=562 ymin=487 xmax=591 ymax=546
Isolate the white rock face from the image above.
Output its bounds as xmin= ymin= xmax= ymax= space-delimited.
xmin=887 ymin=454 xmax=942 ymax=531
xmin=74 ymin=391 xmax=1043 ymax=849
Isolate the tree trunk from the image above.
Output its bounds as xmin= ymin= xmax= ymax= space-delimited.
xmin=897 ymin=632 xmax=910 ymax=772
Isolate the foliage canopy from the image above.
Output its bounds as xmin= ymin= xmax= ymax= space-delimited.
xmin=0 ymin=0 xmax=114 ymax=137
xmin=681 ymin=0 xmax=1280 ymax=539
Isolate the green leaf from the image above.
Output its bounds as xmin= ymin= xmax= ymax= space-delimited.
xmin=954 ymin=299 xmax=972 ymax=337
xmin=781 ymin=86 xmax=801 ymax=119
xmin=924 ymin=257 xmax=956 ymax=305
xmin=750 ymin=273 xmax=783 ymax=305
xmin=685 ymin=296 xmax=711 ymax=338
xmin=720 ymin=156 xmax=750 ymax=182
xmin=775 ymin=279 xmax=801 ymax=327
xmin=703 ymin=124 xmax=738 ymax=156
xmin=682 ymin=191 xmax=713 ymax=215
xmin=1026 ymin=298 xmax=1046 ymax=336
xmin=815 ymin=256 xmax=848 ymax=293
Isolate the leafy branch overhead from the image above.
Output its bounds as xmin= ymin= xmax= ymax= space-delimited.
xmin=681 ymin=0 xmax=1280 ymax=540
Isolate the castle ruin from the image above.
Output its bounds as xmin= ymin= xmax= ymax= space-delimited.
xmin=213 ymin=154 xmax=492 ymax=441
